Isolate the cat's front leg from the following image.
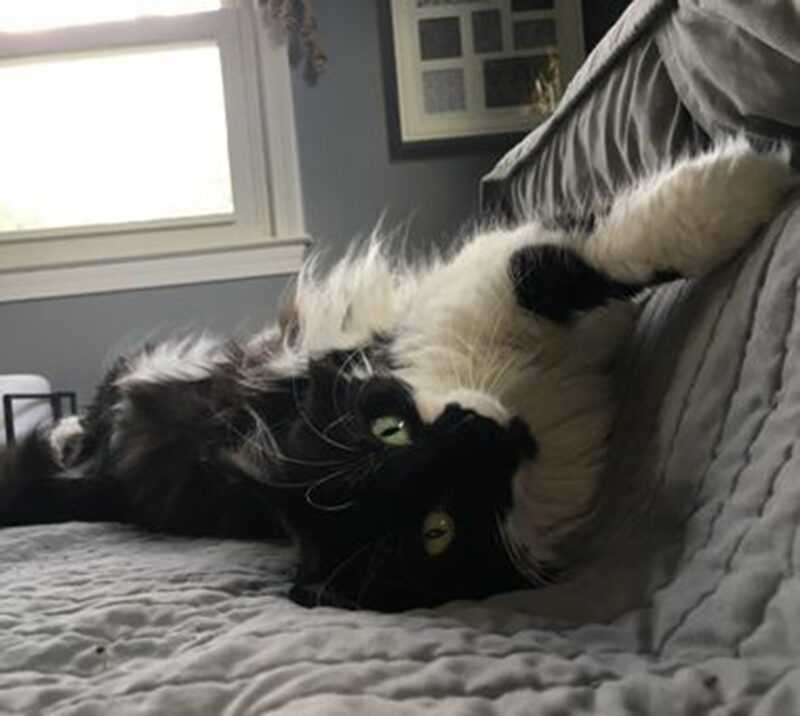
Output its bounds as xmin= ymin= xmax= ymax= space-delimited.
xmin=508 ymin=243 xmax=640 ymax=323
xmin=509 ymin=138 xmax=796 ymax=323
xmin=582 ymin=137 xmax=797 ymax=284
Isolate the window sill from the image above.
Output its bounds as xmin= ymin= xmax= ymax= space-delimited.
xmin=0 ymin=237 xmax=309 ymax=304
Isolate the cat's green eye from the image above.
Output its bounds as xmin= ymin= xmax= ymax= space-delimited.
xmin=422 ymin=511 xmax=455 ymax=557
xmin=370 ymin=415 xmax=412 ymax=446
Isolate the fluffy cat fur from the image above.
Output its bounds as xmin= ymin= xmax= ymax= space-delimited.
xmin=0 ymin=138 xmax=795 ymax=611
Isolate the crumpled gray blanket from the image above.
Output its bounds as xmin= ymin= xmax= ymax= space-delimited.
xmin=1 ymin=198 xmax=798 ymax=715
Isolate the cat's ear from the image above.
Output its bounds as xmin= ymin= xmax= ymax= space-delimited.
xmin=307 ymin=354 xmax=339 ymax=391
xmin=243 ymin=300 xmax=302 ymax=363
xmin=309 ymin=346 xmax=366 ymax=394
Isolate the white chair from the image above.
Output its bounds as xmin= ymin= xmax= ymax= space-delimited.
xmin=0 ymin=374 xmax=72 ymax=446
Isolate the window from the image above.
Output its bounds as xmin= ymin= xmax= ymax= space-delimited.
xmin=0 ymin=0 xmax=306 ymax=302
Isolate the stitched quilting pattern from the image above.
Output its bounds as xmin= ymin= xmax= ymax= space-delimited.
xmin=1 ymin=204 xmax=800 ymax=715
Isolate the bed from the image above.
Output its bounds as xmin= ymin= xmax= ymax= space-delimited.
xmin=3 ymin=0 xmax=799 ymax=713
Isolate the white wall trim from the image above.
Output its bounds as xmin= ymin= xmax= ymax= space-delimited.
xmin=0 ymin=239 xmax=308 ymax=304
xmin=251 ymin=8 xmax=306 ymax=238
xmin=0 ymin=0 xmax=308 ymax=302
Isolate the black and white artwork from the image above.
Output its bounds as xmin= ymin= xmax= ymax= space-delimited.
xmin=386 ymin=0 xmax=584 ymax=149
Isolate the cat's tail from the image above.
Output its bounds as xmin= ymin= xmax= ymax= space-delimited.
xmin=0 ymin=429 xmax=120 ymax=527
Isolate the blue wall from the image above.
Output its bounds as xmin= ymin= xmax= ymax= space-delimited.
xmin=0 ymin=0 xmax=630 ymax=402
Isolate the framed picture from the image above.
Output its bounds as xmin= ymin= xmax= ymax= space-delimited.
xmin=384 ymin=0 xmax=584 ymax=153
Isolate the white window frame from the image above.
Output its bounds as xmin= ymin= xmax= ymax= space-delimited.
xmin=0 ymin=0 xmax=307 ymax=303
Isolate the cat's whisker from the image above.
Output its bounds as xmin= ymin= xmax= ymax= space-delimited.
xmin=315 ymin=539 xmax=378 ymax=607
xmin=356 ymin=534 xmax=395 ymax=606
xmin=477 ymin=346 xmax=505 ymax=395
xmin=485 ymin=352 xmax=524 ymax=397
xmin=322 ymin=411 xmax=356 ymax=438
xmin=302 ymin=450 xmax=379 ymax=504
xmin=343 ymin=461 xmax=370 ymax=489
xmin=290 ymin=377 xmax=358 ymax=454
xmin=481 ymin=293 xmax=513 ymax=390
xmin=232 ymin=407 xmax=349 ymax=470
xmin=495 ymin=514 xmax=556 ymax=588
xmin=339 ymin=413 xmax=363 ymax=444
xmin=332 ymin=347 xmax=362 ymax=415
xmin=358 ymin=348 xmax=374 ymax=378
xmin=305 ymin=479 xmax=356 ymax=511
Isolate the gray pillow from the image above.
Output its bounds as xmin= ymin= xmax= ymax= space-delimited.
xmin=482 ymin=0 xmax=799 ymax=226
xmin=658 ymin=0 xmax=800 ymax=143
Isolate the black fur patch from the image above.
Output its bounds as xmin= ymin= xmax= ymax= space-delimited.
xmin=653 ymin=269 xmax=683 ymax=283
xmin=281 ymin=398 xmax=533 ymax=611
xmin=0 ymin=432 xmax=119 ymax=525
xmin=509 ymin=244 xmax=641 ymax=322
xmin=0 ymin=334 xmax=542 ymax=612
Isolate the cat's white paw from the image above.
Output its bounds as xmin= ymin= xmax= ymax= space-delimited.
xmin=668 ymin=137 xmax=797 ymax=277
xmin=585 ymin=137 xmax=797 ymax=285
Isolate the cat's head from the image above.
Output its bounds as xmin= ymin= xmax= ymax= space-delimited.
xmin=231 ymin=241 xmax=603 ymax=611
xmin=235 ymin=345 xmax=552 ymax=612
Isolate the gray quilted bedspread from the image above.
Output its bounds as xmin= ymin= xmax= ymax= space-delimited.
xmin=1 ymin=199 xmax=799 ymax=715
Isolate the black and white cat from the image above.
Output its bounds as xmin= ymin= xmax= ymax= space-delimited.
xmin=0 ymin=138 xmax=795 ymax=611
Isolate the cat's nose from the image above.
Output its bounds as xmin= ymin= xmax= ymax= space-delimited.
xmin=436 ymin=405 xmax=537 ymax=458
xmin=438 ymin=389 xmax=510 ymax=424
xmin=508 ymin=417 xmax=538 ymax=458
